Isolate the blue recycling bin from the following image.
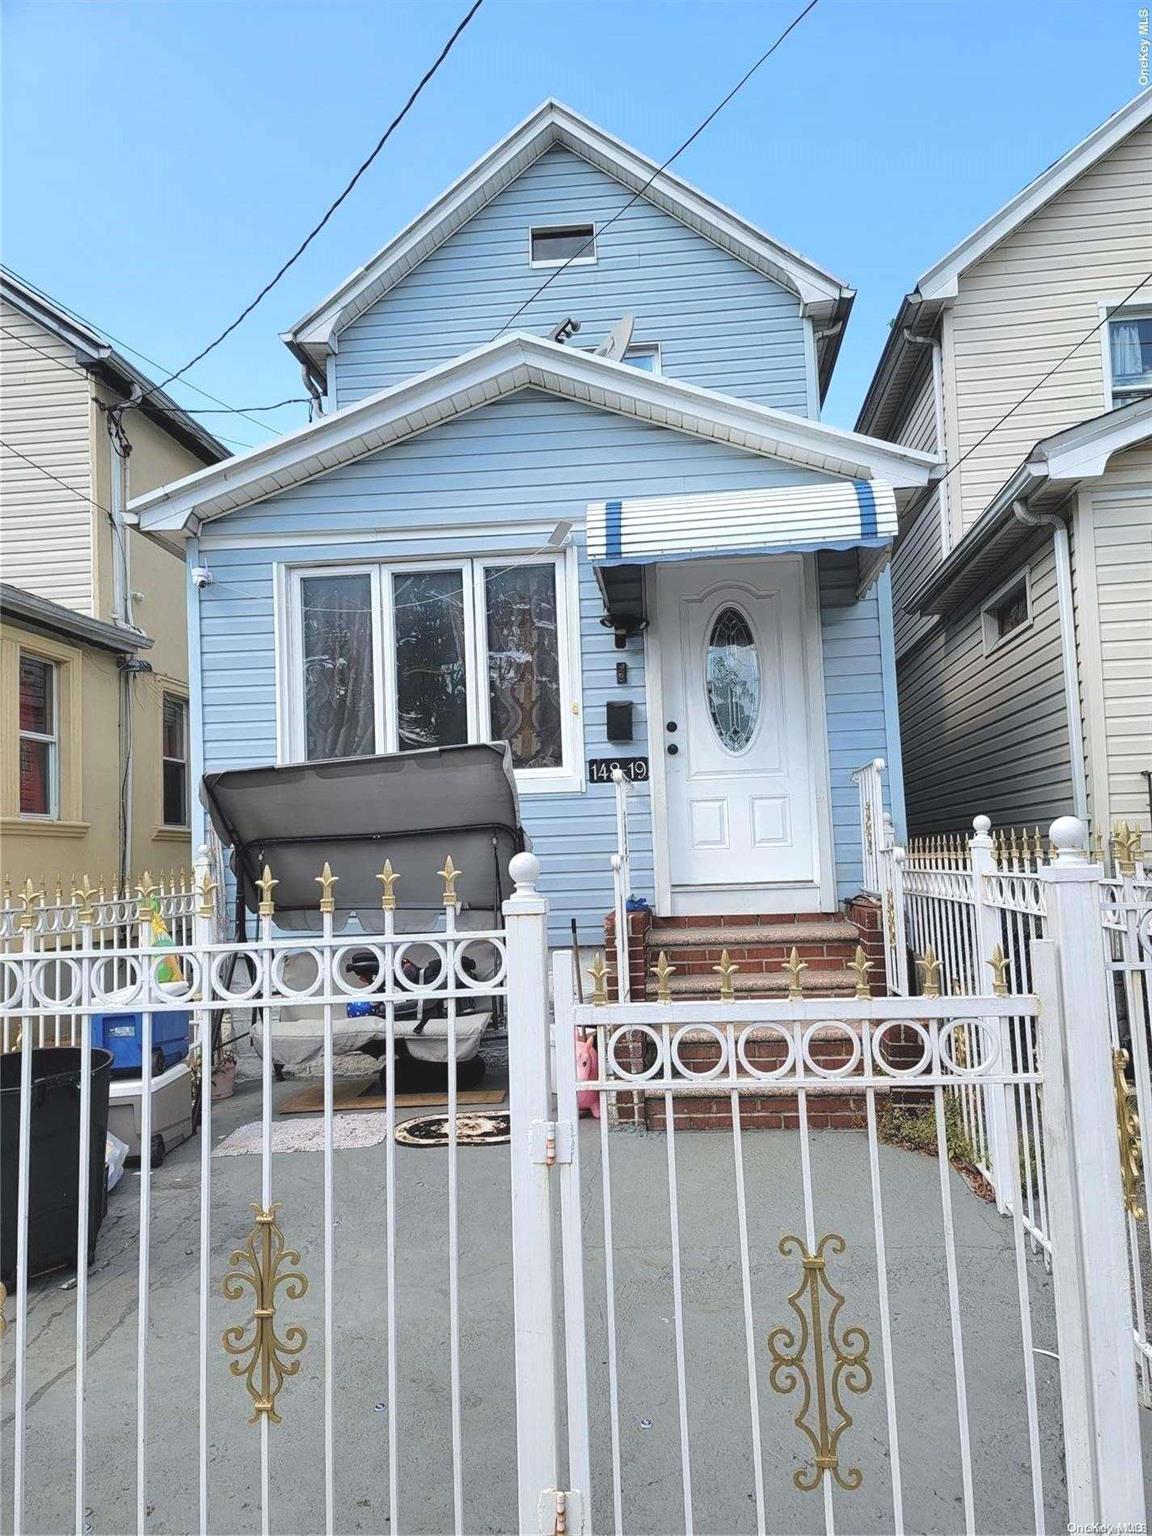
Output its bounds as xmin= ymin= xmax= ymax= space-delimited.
xmin=91 ymin=1010 xmax=191 ymax=1076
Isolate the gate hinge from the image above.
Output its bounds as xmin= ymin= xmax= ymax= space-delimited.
xmin=530 ymin=1119 xmax=575 ymax=1166
xmin=537 ymin=1487 xmax=583 ymax=1535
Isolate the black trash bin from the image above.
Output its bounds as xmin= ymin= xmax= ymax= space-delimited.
xmin=1 ymin=1047 xmax=113 ymax=1288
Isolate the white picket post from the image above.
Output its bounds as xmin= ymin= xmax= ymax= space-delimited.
xmin=503 ymin=851 xmax=559 ymax=1533
xmin=1035 ymin=815 xmax=1145 ymax=1526
xmin=968 ymin=815 xmax=1015 ymax=1211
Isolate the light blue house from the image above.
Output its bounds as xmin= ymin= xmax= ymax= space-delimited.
xmin=132 ymin=102 xmax=934 ymax=951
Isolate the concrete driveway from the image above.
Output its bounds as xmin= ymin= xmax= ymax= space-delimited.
xmin=0 ymin=1058 xmax=1088 ymax=1535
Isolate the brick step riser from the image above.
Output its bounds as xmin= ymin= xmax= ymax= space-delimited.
xmin=647 ymin=949 xmax=860 ymax=972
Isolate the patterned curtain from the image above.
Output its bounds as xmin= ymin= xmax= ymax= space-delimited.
xmin=485 ymin=565 xmax=562 ymax=769
xmin=301 ymin=574 xmax=376 ymax=759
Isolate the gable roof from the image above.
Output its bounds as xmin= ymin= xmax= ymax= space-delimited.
xmin=1 ymin=268 xmax=229 ymax=465
xmin=857 ymin=89 xmax=1152 ymax=438
xmin=283 ymin=99 xmax=855 ymax=395
xmin=909 ymin=395 xmax=1152 ymax=615
xmin=130 ymin=332 xmax=935 ymax=535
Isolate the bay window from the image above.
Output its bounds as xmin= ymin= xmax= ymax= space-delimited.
xmin=284 ymin=555 xmax=579 ymax=788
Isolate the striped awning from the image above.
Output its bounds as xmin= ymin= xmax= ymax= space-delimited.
xmin=586 ymin=480 xmax=897 ymax=565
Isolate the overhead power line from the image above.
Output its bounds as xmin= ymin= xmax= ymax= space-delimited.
xmin=1 ymin=437 xmax=115 ymax=518
xmin=936 ymin=268 xmax=1152 ymax=489
xmin=141 ymin=0 xmax=485 ymax=404
xmin=495 ymin=0 xmax=821 ymax=339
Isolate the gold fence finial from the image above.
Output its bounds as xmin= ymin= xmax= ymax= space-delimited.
xmin=588 ymin=952 xmax=609 ymax=1007
xmin=849 ymin=945 xmax=873 ymax=1000
xmin=714 ymin=949 xmax=739 ymax=1002
xmin=986 ymin=943 xmax=1009 ymax=997
xmin=1113 ymin=1049 xmax=1145 ymax=1220
xmin=2 ymin=874 xmax=11 ymax=908
xmin=196 ymin=867 xmax=218 ymax=919
xmin=917 ymin=944 xmax=941 ymax=998
xmin=651 ymin=950 xmax=675 ymax=1004
xmin=1113 ymin=820 xmax=1142 ymax=877
xmin=784 ymin=945 xmax=808 ymax=999
xmin=16 ymin=878 xmax=43 ymax=931
xmin=73 ymin=875 xmax=98 ymax=927
xmin=376 ymin=859 xmax=399 ymax=911
xmin=315 ymin=862 xmax=338 ymax=915
xmin=438 ymin=855 xmax=461 ymax=908
xmin=136 ymin=871 xmax=156 ymax=921
xmin=256 ymin=865 xmax=278 ymax=918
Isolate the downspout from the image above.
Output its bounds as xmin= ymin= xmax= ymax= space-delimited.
xmin=1013 ymin=499 xmax=1088 ymax=820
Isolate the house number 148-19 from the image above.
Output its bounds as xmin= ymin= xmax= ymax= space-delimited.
xmin=587 ymin=757 xmax=649 ymax=783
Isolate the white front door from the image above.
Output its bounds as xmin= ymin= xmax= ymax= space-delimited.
xmin=657 ymin=556 xmax=819 ymax=903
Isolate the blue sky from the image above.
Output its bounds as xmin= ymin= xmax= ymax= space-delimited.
xmin=1 ymin=0 xmax=1142 ymax=448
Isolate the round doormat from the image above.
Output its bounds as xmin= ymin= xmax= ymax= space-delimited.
xmin=395 ymin=1112 xmax=511 ymax=1147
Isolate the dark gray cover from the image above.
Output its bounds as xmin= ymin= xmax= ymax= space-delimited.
xmin=201 ymin=744 xmax=525 ymax=932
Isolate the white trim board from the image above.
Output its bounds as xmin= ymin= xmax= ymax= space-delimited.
xmin=131 ymin=332 xmax=936 ymax=534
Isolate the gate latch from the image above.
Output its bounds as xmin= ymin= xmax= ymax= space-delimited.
xmin=537 ymin=1488 xmax=582 ymax=1535
xmin=529 ymin=1119 xmax=574 ymax=1166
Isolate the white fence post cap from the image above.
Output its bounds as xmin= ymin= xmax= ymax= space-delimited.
xmin=1050 ymin=816 xmax=1089 ymax=863
xmin=972 ymin=814 xmax=991 ymax=836
xmin=509 ymin=851 xmax=541 ymax=893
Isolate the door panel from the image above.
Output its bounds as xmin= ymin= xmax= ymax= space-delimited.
xmin=659 ymin=557 xmax=815 ymax=889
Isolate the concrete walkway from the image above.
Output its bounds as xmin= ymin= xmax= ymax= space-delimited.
xmin=0 ymin=1068 xmax=1076 ymax=1534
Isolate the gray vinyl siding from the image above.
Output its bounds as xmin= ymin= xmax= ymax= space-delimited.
xmin=0 ymin=299 xmax=94 ymax=612
xmin=333 ymin=146 xmax=812 ymax=416
xmin=888 ymin=357 xmax=942 ymax=655
xmin=898 ymin=531 xmax=1076 ymax=833
xmin=196 ymin=390 xmax=890 ymax=933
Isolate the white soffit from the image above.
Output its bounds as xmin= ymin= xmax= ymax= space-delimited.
xmin=285 ymin=99 xmax=852 ymax=360
xmin=129 ymin=334 xmax=935 ymax=533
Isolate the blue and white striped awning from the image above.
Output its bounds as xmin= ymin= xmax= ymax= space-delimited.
xmin=586 ymin=480 xmax=897 ymax=565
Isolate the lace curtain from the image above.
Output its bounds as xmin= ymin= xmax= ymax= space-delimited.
xmin=301 ymin=574 xmax=376 ymax=759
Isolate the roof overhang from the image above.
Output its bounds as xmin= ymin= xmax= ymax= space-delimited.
xmin=130 ymin=333 xmax=936 ymax=535
xmin=1 ymin=269 xmax=228 ymax=465
xmin=857 ymin=89 xmax=1152 ymax=439
xmin=910 ymin=396 xmax=1152 ymax=616
xmin=282 ymin=99 xmax=854 ymax=394
xmin=0 ymin=582 xmax=154 ymax=654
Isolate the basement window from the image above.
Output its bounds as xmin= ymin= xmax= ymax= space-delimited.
xmin=529 ymin=224 xmax=596 ymax=268
xmin=981 ymin=571 xmax=1032 ymax=655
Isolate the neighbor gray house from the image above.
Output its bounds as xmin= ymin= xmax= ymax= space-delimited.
xmin=857 ymin=89 xmax=1152 ymax=842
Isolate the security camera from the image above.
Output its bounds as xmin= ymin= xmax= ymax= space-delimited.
xmin=191 ymin=566 xmax=214 ymax=589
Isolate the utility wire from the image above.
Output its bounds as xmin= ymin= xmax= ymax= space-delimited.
xmin=140 ymin=0 xmax=485 ymax=403
xmin=1 ymin=437 xmax=115 ymax=518
xmin=495 ymin=0 xmax=821 ymax=339
xmin=2 ymin=262 xmax=294 ymax=437
xmin=935 ymin=268 xmax=1152 ymax=490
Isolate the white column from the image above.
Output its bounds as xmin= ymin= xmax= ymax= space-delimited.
xmin=968 ymin=816 xmax=1015 ymax=1210
xmin=1035 ymin=815 xmax=1145 ymax=1526
xmin=503 ymin=851 xmax=559 ymax=1533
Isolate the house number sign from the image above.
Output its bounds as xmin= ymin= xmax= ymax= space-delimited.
xmin=587 ymin=757 xmax=649 ymax=784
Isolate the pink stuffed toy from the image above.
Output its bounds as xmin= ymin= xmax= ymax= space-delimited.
xmin=575 ymin=1033 xmax=600 ymax=1118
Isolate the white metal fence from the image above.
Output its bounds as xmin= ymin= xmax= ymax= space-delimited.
xmin=2 ymin=833 xmax=1149 ymax=1533
xmin=855 ymin=760 xmax=1152 ymax=1402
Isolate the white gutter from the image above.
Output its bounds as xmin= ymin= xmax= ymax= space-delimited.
xmin=1013 ymin=499 xmax=1088 ymax=820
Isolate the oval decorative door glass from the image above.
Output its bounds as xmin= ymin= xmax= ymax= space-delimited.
xmin=705 ymin=606 xmax=760 ymax=751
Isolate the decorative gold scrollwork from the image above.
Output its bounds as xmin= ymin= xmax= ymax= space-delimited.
xmin=767 ymin=1233 xmax=872 ymax=1492
xmin=651 ymin=950 xmax=675 ymax=1004
xmin=222 ymin=1204 xmax=309 ymax=1423
xmin=783 ymin=945 xmax=808 ymax=999
xmin=587 ymin=952 xmax=609 ymax=1007
xmin=1113 ymin=1050 xmax=1145 ymax=1220
xmin=884 ymin=888 xmax=897 ymax=949
xmin=714 ymin=949 xmax=739 ymax=1002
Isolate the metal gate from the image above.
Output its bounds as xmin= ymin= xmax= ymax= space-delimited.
xmin=0 ymin=835 xmax=1146 ymax=1535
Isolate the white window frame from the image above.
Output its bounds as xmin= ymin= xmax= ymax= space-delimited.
xmin=528 ymin=222 xmax=597 ymax=269
xmin=980 ymin=566 xmax=1033 ymax=657
xmin=278 ymin=549 xmax=584 ymax=794
xmin=1098 ymin=297 xmax=1152 ymax=410
xmin=18 ymin=651 xmax=59 ymax=820
xmin=580 ymin=341 xmax=662 ymax=374
xmin=161 ymin=691 xmax=191 ymax=828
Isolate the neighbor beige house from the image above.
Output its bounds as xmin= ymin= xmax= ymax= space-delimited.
xmin=857 ymin=89 xmax=1152 ymax=842
xmin=0 ymin=271 xmax=228 ymax=894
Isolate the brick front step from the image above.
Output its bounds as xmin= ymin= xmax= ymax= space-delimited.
xmin=654 ymin=968 xmax=859 ymax=998
xmin=648 ymin=920 xmax=858 ymax=948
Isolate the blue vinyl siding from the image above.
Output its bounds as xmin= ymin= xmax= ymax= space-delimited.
xmin=817 ymin=548 xmax=895 ymax=899
xmin=332 ymin=147 xmax=811 ymax=416
xmin=196 ymin=391 xmax=891 ymax=935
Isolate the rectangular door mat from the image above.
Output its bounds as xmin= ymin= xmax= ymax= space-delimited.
xmin=278 ymin=1079 xmax=507 ymax=1115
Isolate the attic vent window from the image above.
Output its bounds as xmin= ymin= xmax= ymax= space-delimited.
xmin=530 ymin=224 xmax=596 ymax=268
xmin=981 ymin=570 xmax=1032 ymax=655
